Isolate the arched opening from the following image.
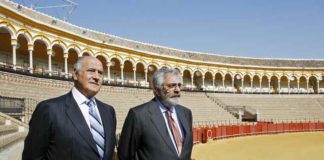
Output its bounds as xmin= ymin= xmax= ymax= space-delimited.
xmin=290 ymin=76 xmax=298 ymax=93
xmin=0 ymin=27 xmax=12 ymax=65
xmin=214 ymin=73 xmax=223 ymax=90
xmin=193 ymin=70 xmax=203 ymax=90
xmin=261 ymin=76 xmax=269 ymax=93
xmin=270 ymin=76 xmax=279 ymax=94
xmin=233 ymin=74 xmax=242 ymax=93
xmin=309 ymin=76 xmax=318 ymax=94
xmin=135 ymin=62 xmax=145 ymax=85
xmin=110 ymin=58 xmax=121 ymax=83
xmin=147 ymin=64 xmax=157 ymax=88
xmin=299 ymin=76 xmax=308 ymax=93
xmin=123 ymin=60 xmax=134 ymax=84
xmin=33 ymin=40 xmax=48 ymax=74
xmin=243 ymin=75 xmax=252 ymax=93
xmin=51 ymin=44 xmax=65 ymax=76
xmin=183 ymin=70 xmax=192 ymax=89
xmin=252 ymin=75 xmax=260 ymax=93
xmin=16 ymin=34 xmax=29 ymax=70
xmin=67 ymin=48 xmax=79 ymax=78
xmin=224 ymin=74 xmax=233 ymax=92
xmin=204 ymin=72 xmax=213 ymax=90
xmin=280 ymin=76 xmax=289 ymax=93
xmin=82 ymin=52 xmax=91 ymax=56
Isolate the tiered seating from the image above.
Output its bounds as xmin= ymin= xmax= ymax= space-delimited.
xmin=209 ymin=93 xmax=324 ymax=122
xmin=0 ymin=112 xmax=27 ymax=152
xmin=180 ymin=92 xmax=238 ymax=124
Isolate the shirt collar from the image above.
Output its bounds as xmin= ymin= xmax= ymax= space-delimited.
xmin=72 ymin=87 xmax=96 ymax=106
xmin=155 ymin=97 xmax=175 ymax=113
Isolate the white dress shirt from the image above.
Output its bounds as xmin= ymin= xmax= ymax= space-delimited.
xmin=156 ymin=98 xmax=184 ymax=151
xmin=72 ymin=87 xmax=103 ymax=130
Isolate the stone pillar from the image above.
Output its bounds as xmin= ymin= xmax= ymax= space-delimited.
xmin=28 ymin=44 xmax=34 ymax=73
xmin=64 ymin=53 xmax=68 ymax=78
xmin=120 ymin=64 xmax=124 ymax=85
xmin=268 ymin=79 xmax=271 ymax=94
xmin=212 ymin=75 xmax=215 ymax=89
xmin=106 ymin=62 xmax=111 ymax=84
xmin=191 ymin=75 xmax=194 ymax=90
xmin=250 ymin=79 xmax=253 ymax=93
xmin=297 ymin=79 xmax=300 ymax=94
xmin=306 ymin=78 xmax=309 ymax=94
xmin=278 ymin=80 xmax=281 ymax=94
xmin=288 ymin=79 xmax=290 ymax=94
xmin=133 ymin=67 xmax=136 ymax=82
xmin=317 ymin=80 xmax=320 ymax=94
xmin=47 ymin=49 xmax=52 ymax=76
xmin=144 ymin=67 xmax=148 ymax=86
xmin=232 ymin=77 xmax=234 ymax=89
xmin=241 ymin=79 xmax=244 ymax=93
xmin=202 ymin=76 xmax=205 ymax=89
xmin=11 ymin=39 xmax=17 ymax=70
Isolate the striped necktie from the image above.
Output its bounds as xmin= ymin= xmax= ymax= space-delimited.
xmin=87 ymin=100 xmax=105 ymax=159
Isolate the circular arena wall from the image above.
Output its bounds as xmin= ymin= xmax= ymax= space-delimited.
xmin=0 ymin=0 xmax=324 ymax=93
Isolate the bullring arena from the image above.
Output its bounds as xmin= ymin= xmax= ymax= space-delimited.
xmin=0 ymin=0 xmax=324 ymax=160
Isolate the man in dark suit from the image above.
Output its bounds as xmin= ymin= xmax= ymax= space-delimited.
xmin=23 ymin=56 xmax=116 ymax=160
xmin=118 ymin=67 xmax=193 ymax=160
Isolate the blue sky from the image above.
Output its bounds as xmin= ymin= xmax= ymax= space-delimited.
xmin=14 ymin=0 xmax=324 ymax=59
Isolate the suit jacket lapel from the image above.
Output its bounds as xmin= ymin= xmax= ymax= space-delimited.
xmin=175 ymin=106 xmax=191 ymax=153
xmin=97 ymin=101 xmax=114 ymax=159
xmin=64 ymin=92 xmax=99 ymax=156
xmin=148 ymin=99 xmax=178 ymax=155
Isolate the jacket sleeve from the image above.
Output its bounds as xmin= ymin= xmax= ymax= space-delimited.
xmin=22 ymin=102 xmax=51 ymax=160
xmin=117 ymin=109 xmax=141 ymax=160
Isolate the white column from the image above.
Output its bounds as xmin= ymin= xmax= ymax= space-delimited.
xmin=268 ymin=80 xmax=271 ymax=94
xmin=259 ymin=80 xmax=262 ymax=90
xmin=317 ymin=80 xmax=320 ymax=94
xmin=212 ymin=75 xmax=215 ymax=89
xmin=306 ymin=78 xmax=309 ymax=94
xmin=47 ymin=49 xmax=52 ymax=76
xmin=64 ymin=53 xmax=68 ymax=78
xmin=278 ymin=80 xmax=281 ymax=94
xmin=133 ymin=67 xmax=136 ymax=82
xmin=288 ymin=79 xmax=290 ymax=94
xmin=297 ymin=79 xmax=300 ymax=94
xmin=144 ymin=68 xmax=148 ymax=86
xmin=191 ymin=75 xmax=194 ymax=90
xmin=11 ymin=41 xmax=17 ymax=70
xmin=232 ymin=78 xmax=235 ymax=93
xmin=250 ymin=79 xmax=253 ymax=93
xmin=28 ymin=48 xmax=34 ymax=73
xmin=202 ymin=76 xmax=205 ymax=89
xmin=106 ymin=62 xmax=111 ymax=84
xmin=241 ymin=79 xmax=244 ymax=92
xmin=120 ymin=64 xmax=124 ymax=85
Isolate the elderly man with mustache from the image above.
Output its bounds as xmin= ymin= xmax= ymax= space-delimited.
xmin=118 ymin=67 xmax=193 ymax=160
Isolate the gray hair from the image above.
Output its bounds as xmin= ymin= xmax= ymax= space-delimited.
xmin=151 ymin=67 xmax=182 ymax=90
xmin=73 ymin=57 xmax=87 ymax=74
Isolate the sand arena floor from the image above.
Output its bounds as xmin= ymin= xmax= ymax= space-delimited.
xmin=192 ymin=131 xmax=324 ymax=160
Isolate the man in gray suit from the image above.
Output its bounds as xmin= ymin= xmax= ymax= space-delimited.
xmin=23 ymin=56 xmax=116 ymax=160
xmin=118 ymin=67 xmax=193 ymax=160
